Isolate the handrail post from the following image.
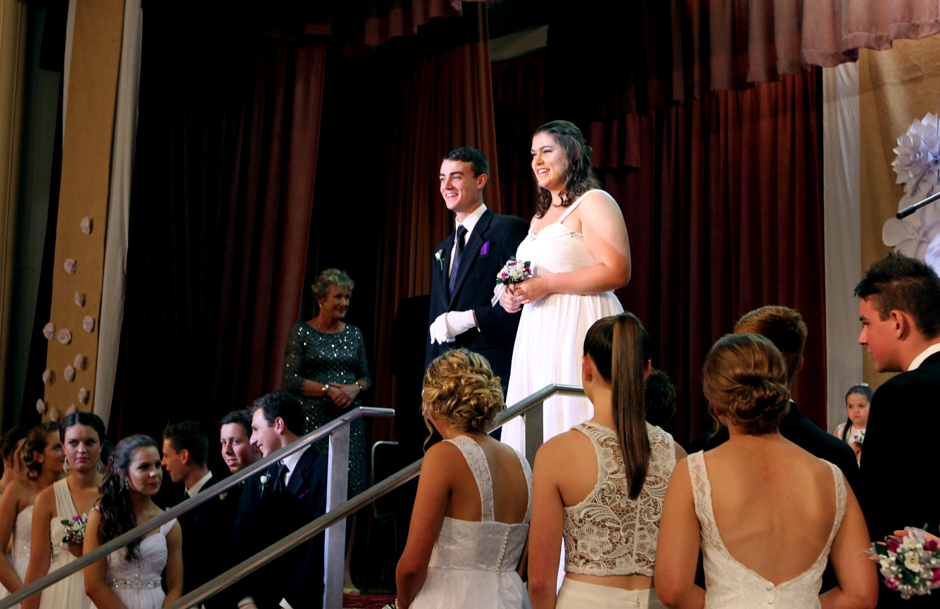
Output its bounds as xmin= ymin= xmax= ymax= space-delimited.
xmin=524 ymin=400 xmax=543 ymax=467
xmin=323 ymin=424 xmax=350 ymax=608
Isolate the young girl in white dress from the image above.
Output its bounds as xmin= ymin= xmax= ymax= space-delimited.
xmin=831 ymin=384 xmax=871 ymax=465
xmin=24 ymin=412 xmax=107 ymax=609
xmin=396 ymin=349 xmax=532 ymax=609
xmin=500 ymin=120 xmax=630 ymax=453
xmin=528 ymin=313 xmax=685 ymax=609
xmin=84 ymin=435 xmax=182 ymax=609
xmin=656 ymin=334 xmax=878 ymax=608
xmin=0 ymin=423 xmax=65 ymax=609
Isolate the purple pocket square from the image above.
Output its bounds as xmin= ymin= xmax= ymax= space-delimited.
xmin=480 ymin=241 xmax=493 ymax=256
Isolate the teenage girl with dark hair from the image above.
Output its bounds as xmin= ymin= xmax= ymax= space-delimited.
xmin=24 ymin=413 xmax=108 ymax=609
xmin=0 ymin=423 xmax=64 ymax=608
xmin=528 ymin=313 xmax=685 ymax=608
xmin=83 ymin=435 xmax=182 ymax=609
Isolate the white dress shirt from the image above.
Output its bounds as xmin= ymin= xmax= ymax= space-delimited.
xmin=908 ymin=341 xmax=940 ymax=371
xmin=186 ymin=471 xmax=213 ymax=497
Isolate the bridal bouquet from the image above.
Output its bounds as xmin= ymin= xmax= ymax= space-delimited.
xmin=61 ymin=513 xmax=88 ymax=545
xmin=868 ymin=526 xmax=940 ymax=599
xmin=491 ymin=257 xmax=533 ymax=306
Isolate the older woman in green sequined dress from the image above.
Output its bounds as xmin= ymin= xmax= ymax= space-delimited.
xmin=283 ymin=268 xmax=371 ymax=497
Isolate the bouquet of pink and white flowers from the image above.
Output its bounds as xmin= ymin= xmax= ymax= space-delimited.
xmin=868 ymin=526 xmax=940 ymax=599
xmin=61 ymin=513 xmax=87 ymax=545
xmin=491 ymin=257 xmax=533 ymax=306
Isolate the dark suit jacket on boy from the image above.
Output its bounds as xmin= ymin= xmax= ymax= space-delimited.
xmin=426 ymin=208 xmax=528 ymax=388
xmin=859 ymin=351 xmax=940 ymax=609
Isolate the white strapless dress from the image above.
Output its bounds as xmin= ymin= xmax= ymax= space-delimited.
xmin=688 ymin=452 xmax=846 ymax=608
xmin=91 ymin=518 xmax=176 ymax=609
xmin=501 ymin=190 xmax=623 ymax=453
xmin=2 ymin=505 xmax=34 ymax=609
xmin=411 ymin=436 xmax=532 ymax=609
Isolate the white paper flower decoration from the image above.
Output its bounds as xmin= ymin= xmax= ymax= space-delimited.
xmin=80 ymin=217 xmax=92 ymax=235
xmin=926 ymin=235 xmax=940 ymax=277
xmin=64 ymin=259 xmax=76 ymax=274
xmin=74 ymin=292 xmax=85 ymax=307
xmin=83 ymin=316 xmax=95 ymax=332
xmin=74 ymin=353 xmax=85 ymax=370
xmin=43 ymin=323 xmax=55 ymax=340
xmin=885 ymin=115 xmax=940 ymax=261
xmin=66 ymin=405 xmax=76 ymax=415
xmin=64 ymin=365 xmax=75 ymax=381
xmin=78 ymin=388 xmax=89 ymax=404
xmin=36 ymin=399 xmax=46 ymax=415
xmin=42 ymin=369 xmax=54 ymax=384
xmin=892 ymin=113 xmax=940 ymax=196
xmin=57 ymin=329 xmax=72 ymax=344
xmin=48 ymin=407 xmax=60 ymax=422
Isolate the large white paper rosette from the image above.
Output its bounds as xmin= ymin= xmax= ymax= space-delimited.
xmin=884 ymin=114 xmax=940 ymax=260
xmin=926 ymin=235 xmax=940 ymax=277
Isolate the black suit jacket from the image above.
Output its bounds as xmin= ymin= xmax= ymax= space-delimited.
xmin=859 ymin=351 xmax=940 ymax=609
xmin=232 ymin=447 xmax=329 ymax=609
xmin=177 ymin=474 xmax=228 ymax=597
xmin=426 ymin=208 xmax=529 ymax=387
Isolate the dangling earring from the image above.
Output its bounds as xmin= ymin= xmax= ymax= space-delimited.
xmin=63 ymin=459 xmax=71 ymax=474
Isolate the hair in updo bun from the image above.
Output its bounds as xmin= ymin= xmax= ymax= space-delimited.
xmin=703 ymin=333 xmax=790 ymax=435
xmin=422 ymin=349 xmax=504 ymax=438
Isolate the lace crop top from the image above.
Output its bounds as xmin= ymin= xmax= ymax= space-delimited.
xmin=563 ymin=421 xmax=677 ymax=576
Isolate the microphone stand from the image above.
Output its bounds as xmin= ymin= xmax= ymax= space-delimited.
xmin=897 ymin=191 xmax=940 ymax=219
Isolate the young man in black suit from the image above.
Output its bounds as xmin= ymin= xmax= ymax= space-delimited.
xmin=427 ymin=147 xmax=529 ymax=394
xmin=855 ymin=253 xmax=940 ymax=609
xmin=232 ymin=391 xmax=328 ymax=609
xmin=161 ymin=421 xmax=225 ymax=600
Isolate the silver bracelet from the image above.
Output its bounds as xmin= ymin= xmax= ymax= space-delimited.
xmin=355 ymin=380 xmax=365 ymax=391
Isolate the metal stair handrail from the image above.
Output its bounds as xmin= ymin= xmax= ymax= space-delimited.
xmin=0 ymin=406 xmax=394 ymax=609
xmin=163 ymin=383 xmax=584 ymax=609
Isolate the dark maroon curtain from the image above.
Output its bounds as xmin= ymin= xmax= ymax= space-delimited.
xmin=492 ymin=51 xmax=826 ymax=446
xmin=111 ymin=9 xmax=326 ymax=446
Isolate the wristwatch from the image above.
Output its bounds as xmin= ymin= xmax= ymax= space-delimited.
xmin=355 ymin=380 xmax=365 ymax=391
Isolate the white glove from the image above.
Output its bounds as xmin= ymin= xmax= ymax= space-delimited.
xmin=444 ymin=310 xmax=476 ymax=337
xmin=430 ymin=313 xmax=455 ymax=344
xmin=429 ymin=311 xmax=476 ymax=344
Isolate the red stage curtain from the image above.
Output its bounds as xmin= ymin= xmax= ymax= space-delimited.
xmin=110 ymin=11 xmax=327 ymax=442
xmin=492 ymin=52 xmax=825 ymax=446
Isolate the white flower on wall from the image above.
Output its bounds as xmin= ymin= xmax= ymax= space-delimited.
xmin=884 ymin=113 xmax=940 ymax=261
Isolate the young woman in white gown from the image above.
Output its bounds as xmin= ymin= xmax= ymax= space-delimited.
xmin=23 ymin=412 xmax=106 ymax=609
xmin=0 ymin=428 xmax=29 ymax=605
xmin=500 ymin=120 xmax=630 ymax=453
xmin=655 ymin=334 xmax=878 ymax=609
xmin=528 ymin=313 xmax=685 ymax=609
xmin=396 ymin=349 xmax=532 ymax=609
xmin=0 ymin=423 xmax=65 ymax=609
xmin=84 ymin=435 xmax=182 ymax=609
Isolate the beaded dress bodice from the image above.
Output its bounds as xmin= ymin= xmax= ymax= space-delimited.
xmin=102 ymin=519 xmax=176 ymax=589
xmin=563 ymin=422 xmax=676 ymax=577
xmin=427 ymin=436 xmax=532 ymax=574
xmin=688 ymin=452 xmax=846 ymax=608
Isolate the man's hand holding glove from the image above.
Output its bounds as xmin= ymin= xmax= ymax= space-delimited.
xmin=429 ymin=311 xmax=477 ymax=344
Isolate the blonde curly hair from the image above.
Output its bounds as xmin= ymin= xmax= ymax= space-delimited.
xmin=703 ymin=333 xmax=790 ymax=435
xmin=422 ymin=349 xmax=504 ymax=435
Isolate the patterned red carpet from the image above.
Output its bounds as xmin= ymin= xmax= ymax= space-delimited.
xmin=343 ymin=594 xmax=396 ymax=609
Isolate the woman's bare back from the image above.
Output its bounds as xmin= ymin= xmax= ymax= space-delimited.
xmin=704 ymin=434 xmax=838 ymax=585
xmin=443 ymin=434 xmax=530 ymax=525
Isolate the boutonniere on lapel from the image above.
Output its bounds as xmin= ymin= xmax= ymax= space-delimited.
xmin=219 ymin=491 xmax=228 ymax=501
xmin=259 ymin=473 xmax=271 ymax=494
xmin=479 ymin=241 xmax=492 ymax=256
xmin=435 ymin=249 xmax=444 ymax=271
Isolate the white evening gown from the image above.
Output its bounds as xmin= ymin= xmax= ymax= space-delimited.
xmin=501 ymin=190 xmax=623 ymax=453
xmin=688 ymin=452 xmax=846 ymax=608
xmin=91 ymin=518 xmax=177 ymax=609
xmin=41 ymin=479 xmax=91 ymax=609
xmin=3 ymin=504 xmax=34 ymax=609
xmin=411 ymin=436 xmax=532 ymax=609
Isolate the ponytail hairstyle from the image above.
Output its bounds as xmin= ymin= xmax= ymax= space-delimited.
xmin=583 ymin=313 xmax=651 ymax=500
xmin=842 ymin=384 xmax=873 ymax=442
xmin=98 ymin=435 xmax=158 ymax=561
xmin=22 ymin=422 xmax=61 ymax=481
